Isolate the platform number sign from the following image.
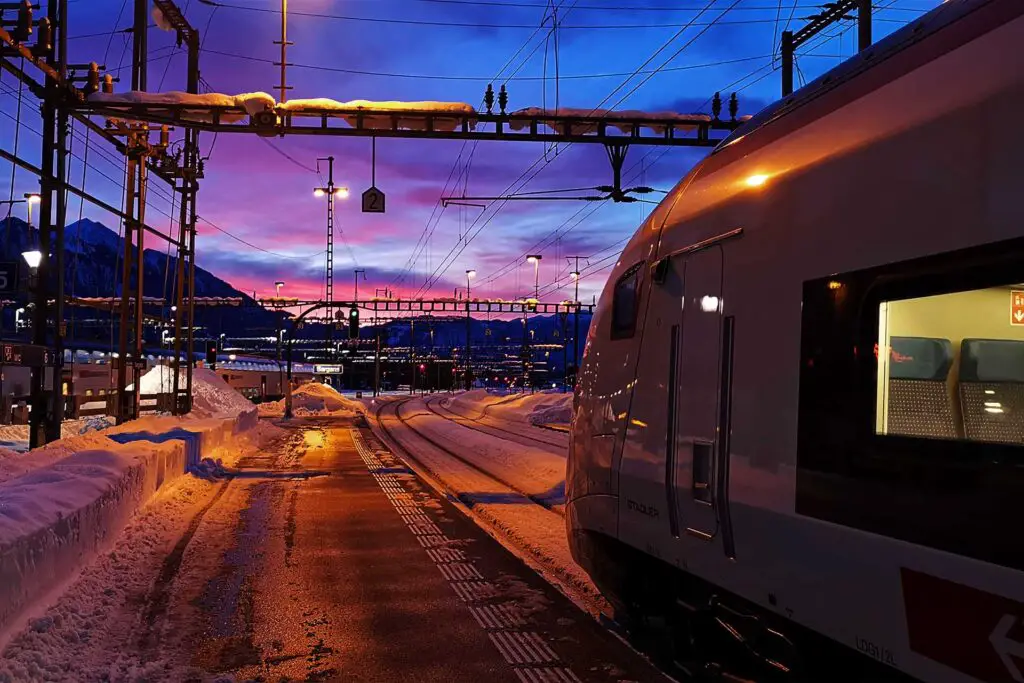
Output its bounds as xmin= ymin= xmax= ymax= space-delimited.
xmin=1012 ymin=290 xmax=1024 ymax=326
xmin=362 ymin=186 xmax=385 ymax=213
xmin=0 ymin=261 xmax=18 ymax=294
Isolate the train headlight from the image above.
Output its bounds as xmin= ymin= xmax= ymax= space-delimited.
xmin=700 ymin=295 xmax=721 ymax=313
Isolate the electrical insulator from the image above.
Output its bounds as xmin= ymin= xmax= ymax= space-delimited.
xmin=729 ymin=93 xmax=739 ymax=121
xmin=483 ymin=84 xmax=494 ymax=114
xmin=86 ymin=62 xmax=100 ymax=95
xmin=34 ymin=17 xmax=51 ymax=56
xmin=498 ymin=85 xmax=508 ymax=115
xmin=14 ymin=0 xmax=32 ymax=44
xmin=102 ymin=74 xmax=114 ymax=94
xmin=711 ymin=92 xmax=722 ymax=121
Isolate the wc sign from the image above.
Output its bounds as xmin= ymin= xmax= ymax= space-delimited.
xmin=1011 ymin=290 xmax=1024 ymax=326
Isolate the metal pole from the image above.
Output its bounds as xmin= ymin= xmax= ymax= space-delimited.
xmin=374 ymin=329 xmax=380 ymax=397
xmin=275 ymin=0 xmax=290 ymax=104
xmin=185 ymin=204 xmax=196 ymax=412
xmin=781 ymin=30 xmax=794 ymax=97
xmin=132 ymin=0 xmax=148 ymax=91
xmin=561 ymin=311 xmax=567 ymax=392
xmin=171 ymin=146 xmax=190 ymax=413
xmin=573 ymin=260 xmax=580 ymax=387
xmin=285 ymin=321 xmax=293 ymax=418
xmin=324 ymin=156 xmax=334 ymax=362
xmin=409 ymin=318 xmax=415 ymax=395
xmin=116 ymin=154 xmax=137 ymax=425
xmin=465 ymin=273 xmax=471 ymax=391
xmin=48 ymin=0 xmax=69 ymax=441
xmin=131 ymin=158 xmax=148 ymax=421
xmin=857 ymin=0 xmax=872 ymax=51
xmin=29 ymin=0 xmax=59 ymax=448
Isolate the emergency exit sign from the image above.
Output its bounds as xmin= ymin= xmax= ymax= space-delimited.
xmin=1012 ymin=290 xmax=1024 ymax=326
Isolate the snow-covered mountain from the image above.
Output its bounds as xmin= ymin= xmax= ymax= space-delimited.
xmin=0 ymin=216 xmax=281 ymax=336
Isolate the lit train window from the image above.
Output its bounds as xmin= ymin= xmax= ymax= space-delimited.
xmin=876 ymin=288 xmax=1024 ymax=444
xmin=796 ymin=237 xmax=1024 ymax=571
xmin=610 ymin=261 xmax=644 ymax=340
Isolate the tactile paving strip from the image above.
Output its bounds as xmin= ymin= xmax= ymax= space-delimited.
xmin=352 ymin=429 xmax=581 ymax=682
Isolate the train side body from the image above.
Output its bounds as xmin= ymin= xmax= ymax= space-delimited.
xmin=568 ymin=1 xmax=1024 ymax=681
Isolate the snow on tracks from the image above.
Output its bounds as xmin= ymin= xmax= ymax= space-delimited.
xmin=371 ymin=397 xmax=608 ymax=617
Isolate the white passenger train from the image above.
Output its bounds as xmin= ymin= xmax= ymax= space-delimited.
xmin=567 ymin=0 xmax=1024 ymax=680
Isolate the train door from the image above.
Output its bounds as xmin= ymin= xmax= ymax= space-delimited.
xmin=671 ymin=243 xmax=734 ymax=552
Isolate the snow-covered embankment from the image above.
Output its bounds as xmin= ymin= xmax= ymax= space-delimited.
xmin=0 ymin=367 xmax=267 ymax=642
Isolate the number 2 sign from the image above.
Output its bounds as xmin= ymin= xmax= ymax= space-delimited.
xmin=361 ymin=186 xmax=385 ymax=213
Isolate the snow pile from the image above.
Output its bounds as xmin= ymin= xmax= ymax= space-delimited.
xmin=151 ymin=4 xmax=173 ymax=31
xmin=528 ymin=394 xmax=573 ymax=426
xmin=138 ymin=366 xmax=254 ymax=418
xmin=88 ymin=91 xmax=276 ymax=123
xmin=278 ymin=98 xmax=477 ymax=132
xmin=508 ymin=106 xmax=712 ymax=135
xmin=0 ymin=406 xmax=276 ymax=639
xmin=292 ymin=382 xmax=360 ymax=415
xmin=257 ymin=382 xmax=363 ymax=417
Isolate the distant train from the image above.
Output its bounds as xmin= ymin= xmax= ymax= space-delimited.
xmin=567 ymin=0 xmax=1024 ymax=681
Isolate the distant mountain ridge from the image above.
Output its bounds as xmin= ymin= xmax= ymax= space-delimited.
xmin=0 ymin=216 xmax=281 ymax=337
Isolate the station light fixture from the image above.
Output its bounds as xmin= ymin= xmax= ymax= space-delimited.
xmin=23 ymin=193 xmax=40 ymax=204
xmin=744 ymin=174 xmax=769 ymax=188
xmin=21 ymin=249 xmax=42 ymax=268
xmin=313 ymin=188 xmax=326 ymax=197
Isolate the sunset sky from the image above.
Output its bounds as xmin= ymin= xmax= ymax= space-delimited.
xmin=0 ymin=0 xmax=932 ymax=303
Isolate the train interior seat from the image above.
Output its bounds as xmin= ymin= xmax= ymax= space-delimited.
xmin=958 ymin=339 xmax=1024 ymax=444
xmin=885 ymin=336 xmax=958 ymax=439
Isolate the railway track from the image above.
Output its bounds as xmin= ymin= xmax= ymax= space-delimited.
xmin=372 ymin=396 xmax=565 ymax=517
xmin=423 ymin=394 xmax=569 ymax=452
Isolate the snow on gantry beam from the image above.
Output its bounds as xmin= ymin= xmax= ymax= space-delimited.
xmin=76 ymin=93 xmax=747 ymax=147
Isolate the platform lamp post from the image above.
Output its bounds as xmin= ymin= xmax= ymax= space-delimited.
xmin=273 ymin=281 xmax=285 ymax=361
xmin=465 ymin=269 xmax=475 ymax=391
xmin=22 ymin=248 xmax=43 ymax=449
xmin=571 ymin=269 xmax=580 ymax=390
xmin=313 ymin=158 xmax=350 ymax=364
xmin=0 ymin=193 xmax=41 ymax=227
xmin=24 ymin=193 xmax=40 ymax=226
xmin=525 ymin=255 xmax=542 ymax=391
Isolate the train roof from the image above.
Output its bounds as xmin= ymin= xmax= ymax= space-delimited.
xmin=715 ymin=0 xmax=1021 ymax=156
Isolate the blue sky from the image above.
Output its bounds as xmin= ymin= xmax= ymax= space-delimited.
xmin=0 ymin=0 xmax=935 ymax=302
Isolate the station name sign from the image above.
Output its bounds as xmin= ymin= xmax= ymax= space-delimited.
xmin=315 ymin=364 xmax=343 ymax=374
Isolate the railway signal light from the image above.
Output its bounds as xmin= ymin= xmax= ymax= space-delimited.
xmin=348 ymin=307 xmax=359 ymax=338
xmin=205 ymin=341 xmax=217 ymax=365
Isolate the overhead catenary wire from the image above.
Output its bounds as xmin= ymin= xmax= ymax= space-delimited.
xmin=199 ymin=45 xmax=771 ymax=82
xmin=391 ymin=0 xmax=579 ymax=289
xmin=414 ymin=0 xmax=735 ymax=296
xmin=195 ymin=0 xmax=838 ymax=29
